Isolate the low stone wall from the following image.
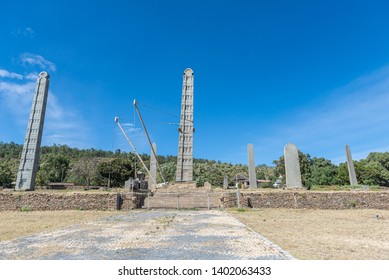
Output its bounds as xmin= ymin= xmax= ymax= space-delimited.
xmin=0 ymin=192 xmax=118 ymax=211
xmin=229 ymin=191 xmax=389 ymax=210
xmin=1 ymin=190 xmax=388 ymax=211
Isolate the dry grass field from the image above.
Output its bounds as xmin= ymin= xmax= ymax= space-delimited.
xmin=228 ymin=208 xmax=389 ymax=260
xmin=0 ymin=211 xmax=119 ymax=241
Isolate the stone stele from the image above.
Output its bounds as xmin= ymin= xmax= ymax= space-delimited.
xmin=223 ymin=176 xmax=228 ymax=189
xmin=15 ymin=72 xmax=50 ymax=191
xmin=284 ymin=143 xmax=303 ymax=189
xmin=345 ymin=145 xmax=358 ymax=186
xmin=176 ymin=68 xmax=194 ymax=182
xmin=247 ymin=143 xmax=257 ymax=189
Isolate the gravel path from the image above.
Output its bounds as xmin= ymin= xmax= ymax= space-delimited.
xmin=0 ymin=210 xmax=294 ymax=260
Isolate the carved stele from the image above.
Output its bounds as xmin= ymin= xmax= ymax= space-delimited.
xmin=223 ymin=176 xmax=228 ymax=189
xmin=176 ymin=68 xmax=194 ymax=182
xmin=247 ymin=143 xmax=257 ymax=189
xmin=284 ymin=143 xmax=303 ymax=189
xmin=345 ymin=145 xmax=358 ymax=186
xmin=15 ymin=72 xmax=50 ymax=191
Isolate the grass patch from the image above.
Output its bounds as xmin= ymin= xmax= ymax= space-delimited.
xmin=20 ymin=206 xmax=31 ymax=212
xmin=349 ymin=200 xmax=358 ymax=208
xmin=228 ymin=208 xmax=389 ymax=260
xmin=309 ymin=185 xmax=383 ymax=191
xmin=230 ymin=207 xmax=247 ymax=213
xmin=0 ymin=210 xmax=120 ymax=241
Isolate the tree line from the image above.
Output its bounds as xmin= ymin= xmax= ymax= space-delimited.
xmin=0 ymin=142 xmax=388 ymax=188
xmin=272 ymin=151 xmax=389 ymax=188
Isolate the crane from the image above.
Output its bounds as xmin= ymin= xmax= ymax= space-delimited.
xmin=114 ymin=116 xmax=157 ymax=186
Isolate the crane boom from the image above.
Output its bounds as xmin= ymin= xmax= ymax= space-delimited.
xmin=114 ymin=117 xmax=157 ymax=186
xmin=133 ymin=99 xmax=166 ymax=184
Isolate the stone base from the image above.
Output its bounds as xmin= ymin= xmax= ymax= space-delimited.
xmin=286 ymin=186 xmax=305 ymax=190
xmin=173 ymin=181 xmax=197 ymax=188
xmin=155 ymin=181 xmax=212 ymax=193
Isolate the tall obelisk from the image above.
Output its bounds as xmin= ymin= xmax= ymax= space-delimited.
xmin=15 ymin=72 xmax=50 ymax=191
xmin=345 ymin=145 xmax=358 ymax=186
xmin=176 ymin=68 xmax=194 ymax=182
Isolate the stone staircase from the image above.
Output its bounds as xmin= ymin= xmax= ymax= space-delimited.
xmin=145 ymin=182 xmax=222 ymax=209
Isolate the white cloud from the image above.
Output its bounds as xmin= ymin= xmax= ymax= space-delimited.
xmin=0 ymin=69 xmax=24 ymax=80
xmin=41 ymin=92 xmax=90 ymax=148
xmin=113 ymin=120 xmax=150 ymax=154
xmin=0 ymin=80 xmax=36 ymax=116
xmin=20 ymin=53 xmax=56 ymax=72
xmin=121 ymin=122 xmax=142 ymax=132
xmin=0 ymin=61 xmax=88 ymax=148
xmin=24 ymin=27 xmax=35 ymax=37
xmin=12 ymin=27 xmax=35 ymax=38
xmin=25 ymin=72 xmax=39 ymax=80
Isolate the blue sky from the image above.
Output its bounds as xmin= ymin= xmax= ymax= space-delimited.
xmin=1 ymin=0 xmax=389 ymax=165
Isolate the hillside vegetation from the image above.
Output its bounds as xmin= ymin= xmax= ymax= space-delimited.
xmin=1 ymin=142 xmax=388 ymax=188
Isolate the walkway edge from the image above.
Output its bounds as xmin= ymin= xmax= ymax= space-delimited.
xmin=225 ymin=211 xmax=297 ymax=260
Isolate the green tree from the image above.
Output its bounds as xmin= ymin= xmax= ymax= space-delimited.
xmin=193 ymin=162 xmax=211 ymax=187
xmin=337 ymin=163 xmax=349 ymax=185
xmin=0 ymin=160 xmax=14 ymax=187
xmin=159 ymin=161 xmax=176 ymax=183
xmin=360 ymin=161 xmax=387 ymax=185
xmin=36 ymin=154 xmax=70 ymax=185
xmin=337 ymin=158 xmax=389 ymax=187
xmin=0 ymin=141 xmax=23 ymax=159
xmin=97 ymin=158 xmax=135 ymax=187
xmin=366 ymin=152 xmax=389 ymax=170
xmin=70 ymin=157 xmax=101 ymax=186
xmin=273 ymin=156 xmax=285 ymax=178
xmin=307 ymin=157 xmax=339 ymax=186
xmin=365 ymin=152 xmax=389 ymax=186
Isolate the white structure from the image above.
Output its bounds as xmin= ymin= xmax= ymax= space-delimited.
xmin=247 ymin=143 xmax=257 ymax=189
xmin=176 ymin=68 xmax=194 ymax=182
xmin=284 ymin=143 xmax=303 ymax=189
xmin=16 ymin=72 xmax=50 ymax=191
xmin=345 ymin=145 xmax=358 ymax=185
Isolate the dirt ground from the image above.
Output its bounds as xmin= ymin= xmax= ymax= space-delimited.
xmin=0 ymin=211 xmax=291 ymax=260
xmin=228 ymin=208 xmax=389 ymax=260
xmin=0 ymin=211 xmax=118 ymax=241
xmin=1 ymin=209 xmax=388 ymax=260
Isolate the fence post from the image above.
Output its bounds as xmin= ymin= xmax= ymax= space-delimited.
xmin=207 ymin=193 xmax=210 ymax=210
xmin=177 ymin=194 xmax=180 ymax=210
xmin=147 ymin=192 xmax=150 ymax=210
xmin=236 ymin=190 xmax=240 ymax=208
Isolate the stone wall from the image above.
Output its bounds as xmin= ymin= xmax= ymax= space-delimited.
xmin=227 ymin=191 xmax=389 ymax=210
xmin=0 ymin=192 xmax=118 ymax=211
xmin=117 ymin=192 xmax=147 ymax=210
xmin=1 ymin=190 xmax=388 ymax=211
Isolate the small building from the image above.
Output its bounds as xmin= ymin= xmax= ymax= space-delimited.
xmin=234 ymin=174 xmax=249 ymax=188
xmin=234 ymin=174 xmax=271 ymax=188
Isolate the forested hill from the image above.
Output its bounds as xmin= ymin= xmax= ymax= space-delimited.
xmin=1 ymin=142 xmax=388 ymax=188
xmin=0 ymin=142 xmax=256 ymax=187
